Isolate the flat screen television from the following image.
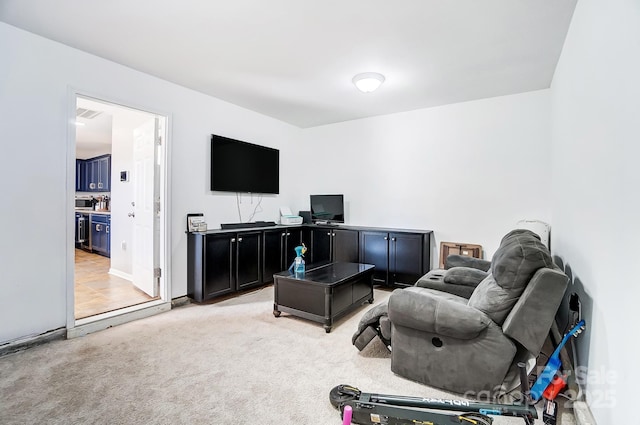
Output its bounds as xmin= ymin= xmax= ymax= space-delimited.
xmin=210 ymin=134 xmax=279 ymax=194
xmin=310 ymin=194 xmax=345 ymax=224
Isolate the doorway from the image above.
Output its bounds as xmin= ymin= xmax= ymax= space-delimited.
xmin=68 ymin=94 xmax=170 ymax=336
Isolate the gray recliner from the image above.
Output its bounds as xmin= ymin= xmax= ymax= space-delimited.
xmin=414 ymin=254 xmax=492 ymax=299
xmin=353 ymin=229 xmax=569 ymax=395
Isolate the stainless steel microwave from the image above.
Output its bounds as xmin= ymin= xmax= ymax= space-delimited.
xmin=75 ymin=197 xmax=94 ymax=209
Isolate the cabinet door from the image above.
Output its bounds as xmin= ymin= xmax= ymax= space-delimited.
xmin=310 ymin=228 xmax=332 ymax=263
xmin=85 ymin=159 xmax=96 ymax=191
xmin=332 ymin=229 xmax=359 ymax=263
xmin=106 ymin=217 xmax=111 ymax=257
xmin=236 ymin=231 xmax=262 ymax=290
xmin=91 ymin=218 xmax=107 ymax=255
xmin=204 ymin=234 xmax=235 ymax=298
xmin=263 ymin=229 xmax=285 ymax=284
xmin=76 ymin=160 xmax=83 ymax=191
xmin=97 ymin=155 xmax=111 ymax=191
xmin=359 ymin=231 xmax=389 ymax=285
xmin=389 ymin=233 xmax=425 ymax=286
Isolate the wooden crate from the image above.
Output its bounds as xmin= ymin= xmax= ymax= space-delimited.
xmin=439 ymin=242 xmax=483 ymax=269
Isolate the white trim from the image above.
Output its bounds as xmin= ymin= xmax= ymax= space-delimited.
xmin=66 ymin=86 xmax=78 ymax=331
xmin=109 ymin=268 xmax=133 ymax=281
xmin=68 ymin=301 xmax=171 ymax=339
xmin=66 ymin=86 xmax=172 ymax=335
xmin=573 ymin=401 xmax=597 ymax=425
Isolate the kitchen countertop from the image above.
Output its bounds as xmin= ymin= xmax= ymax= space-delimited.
xmin=75 ymin=209 xmax=111 ymax=215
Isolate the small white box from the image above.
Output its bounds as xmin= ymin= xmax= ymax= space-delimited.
xmin=281 ymin=215 xmax=303 ymax=225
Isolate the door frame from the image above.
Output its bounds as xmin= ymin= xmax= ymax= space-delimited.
xmin=65 ymin=87 xmax=172 ymax=338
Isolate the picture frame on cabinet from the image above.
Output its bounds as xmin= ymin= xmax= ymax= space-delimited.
xmin=187 ymin=213 xmax=206 ymax=232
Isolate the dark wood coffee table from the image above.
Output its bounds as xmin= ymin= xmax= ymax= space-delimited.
xmin=273 ymin=262 xmax=375 ymax=333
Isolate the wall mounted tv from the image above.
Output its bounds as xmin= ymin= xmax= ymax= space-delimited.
xmin=210 ymin=134 xmax=279 ymax=194
xmin=310 ymin=194 xmax=345 ymax=224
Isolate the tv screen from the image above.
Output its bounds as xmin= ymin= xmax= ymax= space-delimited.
xmin=310 ymin=194 xmax=345 ymax=223
xmin=211 ymin=134 xmax=279 ymax=194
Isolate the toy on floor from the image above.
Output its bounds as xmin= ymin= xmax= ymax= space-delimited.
xmin=330 ymin=364 xmax=537 ymax=425
xmin=530 ymin=320 xmax=585 ymax=401
xmin=534 ymin=319 xmax=585 ymax=425
xmin=342 ymin=404 xmax=352 ymax=425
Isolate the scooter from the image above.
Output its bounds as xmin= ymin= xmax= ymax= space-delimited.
xmin=330 ymin=363 xmax=537 ymax=425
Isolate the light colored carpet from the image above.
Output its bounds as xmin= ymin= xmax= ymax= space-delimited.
xmin=0 ymin=286 xmax=575 ymax=424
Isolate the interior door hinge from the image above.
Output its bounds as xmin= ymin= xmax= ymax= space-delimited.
xmin=156 ymin=136 xmax=162 ymax=146
xmin=154 ymin=199 xmax=161 ymax=214
xmin=154 ymin=268 xmax=162 ymax=279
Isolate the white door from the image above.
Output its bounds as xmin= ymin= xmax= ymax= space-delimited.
xmin=131 ymin=118 xmax=160 ymax=297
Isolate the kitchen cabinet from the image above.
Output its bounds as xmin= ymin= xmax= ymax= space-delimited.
xmin=77 ymin=155 xmax=111 ymax=192
xmin=76 ymin=160 xmax=87 ymax=191
xmin=90 ymin=214 xmax=111 ymax=257
xmin=262 ymin=227 xmax=302 ymax=283
xmin=309 ymin=227 xmax=359 ymax=264
xmin=359 ymin=230 xmax=429 ymax=287
xmin=87 ymin=155 xmax=111 ymax=192
xmin=188 ymin=230 xmax=262 ymax=302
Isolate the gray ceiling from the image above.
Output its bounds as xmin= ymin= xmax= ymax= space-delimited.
xmin=0 ymin=0 xmax=577 ymax=128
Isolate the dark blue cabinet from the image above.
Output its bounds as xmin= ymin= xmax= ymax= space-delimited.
xmin=76 ymin=160 xmax=84 ymax=191
xmin=77 ymin=155 xmax=111 ymax=192
xmin=91 ymin=214 xmax=111 ymax=257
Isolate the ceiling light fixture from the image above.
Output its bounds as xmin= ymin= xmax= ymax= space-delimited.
xmin=352 ymin=72 xmax=385 ymax=93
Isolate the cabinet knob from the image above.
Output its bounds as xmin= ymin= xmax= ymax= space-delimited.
xmin=384 ymin=236 xmax=388 ymax=240
xmin=238 ymin=237 xmax=243 ymax=242
xmin=128 ymin=212 xmax=135 ymax=217
xmin=281 ymin=233 xmax=286 ymax=237
xmin=231 ymin=238 xmax=236 ymax=243
xmin=286 ymin=233 xmax=291 ymax=236
xmin=327 ymin=232 xmax=331 ymax=236
xmin=391 ymin=237 xmax=396 ymax=242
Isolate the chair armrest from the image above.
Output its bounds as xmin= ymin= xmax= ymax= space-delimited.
xmin=445 ymin=254 xmax=491 ymax=271
xmin=443 ymin=267 xmax=488 ymax=287
xmin=388 ymin=287 xmax=490 ymax=340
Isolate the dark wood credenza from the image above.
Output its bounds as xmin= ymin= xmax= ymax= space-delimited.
xmin=187 ymin=224 xmax=432 ymax=302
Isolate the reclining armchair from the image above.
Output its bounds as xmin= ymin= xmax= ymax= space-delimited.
xmin=414 ymin=254 xmax=492 ymax=299
xmin=354 ymin=229 xmax=569 ymax=395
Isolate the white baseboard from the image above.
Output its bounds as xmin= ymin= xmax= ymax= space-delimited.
xmin=573 ymin=401 xmax=597 ymax=425
xmin=108 ymin=268 xmax=133 ymax=281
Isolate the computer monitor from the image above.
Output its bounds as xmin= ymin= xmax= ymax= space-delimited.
xmin=310 ymin=194 xmax=344 ymax=224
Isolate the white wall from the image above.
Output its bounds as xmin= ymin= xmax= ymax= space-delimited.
xmin=550 ymin=0 xmax=640 ymax=422
xmin=0 ymin=22 xmax=300 ymax=343
xmin=296 ymin=90 xmax=552 ymax=263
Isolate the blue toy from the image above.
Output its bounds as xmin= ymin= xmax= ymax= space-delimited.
xmin=288 ymin=243 xmax=307 ymax=274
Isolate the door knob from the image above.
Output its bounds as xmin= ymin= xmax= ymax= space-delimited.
xmin=128 ymin=212 xmax=135 ymax=217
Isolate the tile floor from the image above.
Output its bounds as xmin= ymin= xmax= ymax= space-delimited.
xmin=75 ymin=249 xmax=157 ymax=319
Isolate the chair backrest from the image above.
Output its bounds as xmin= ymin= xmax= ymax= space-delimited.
xmin=467 ymin=229 xmax=554 ymax=325
xmin=502 ymin=265 xmax=568 ymax=354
